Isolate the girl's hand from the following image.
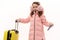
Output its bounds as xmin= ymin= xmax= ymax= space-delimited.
xmin=15 ymin=19 xmax=21 ymax=22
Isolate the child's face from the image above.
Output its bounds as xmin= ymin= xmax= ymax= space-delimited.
xmin=32 ymin=4 xmax=39 ymax=10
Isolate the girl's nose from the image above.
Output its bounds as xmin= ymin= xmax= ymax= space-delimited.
xmin=33 ymin=8 xmax=38 ymax=11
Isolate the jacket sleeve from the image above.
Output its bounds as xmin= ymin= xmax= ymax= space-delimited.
xmin=41 ymin=15 xmax=51 ymax=27
xmin=18 ymin=16 xmax=30 ymax=23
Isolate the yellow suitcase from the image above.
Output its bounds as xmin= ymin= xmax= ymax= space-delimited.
xmin=3 ymin=22 xmax=19 ymax=40
xmin=3 ymin=29 xmax=19 ymax=40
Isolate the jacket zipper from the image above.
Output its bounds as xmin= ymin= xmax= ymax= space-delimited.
xmin=34 ymin=14 xmax=36 ymax=40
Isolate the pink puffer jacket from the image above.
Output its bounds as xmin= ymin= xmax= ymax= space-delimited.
xmin=19 ymin=6 xmax=51 ymax=40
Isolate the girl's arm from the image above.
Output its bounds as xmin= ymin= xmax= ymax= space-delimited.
xmin=41 ymin=15 xmax=53 ymax=27
xmin=16 ymin=16 xmax=30 ymax=23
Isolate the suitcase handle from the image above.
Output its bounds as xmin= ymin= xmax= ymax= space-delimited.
xmin=15 ymin=21 xmax=19 ymax=30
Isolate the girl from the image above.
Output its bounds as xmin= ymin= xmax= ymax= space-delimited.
xmin=16 ymin=2 xmax=53 ymax=40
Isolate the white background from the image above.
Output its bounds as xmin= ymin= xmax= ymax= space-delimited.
xmin=0 ymin=0 xmax=60 ymax=40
